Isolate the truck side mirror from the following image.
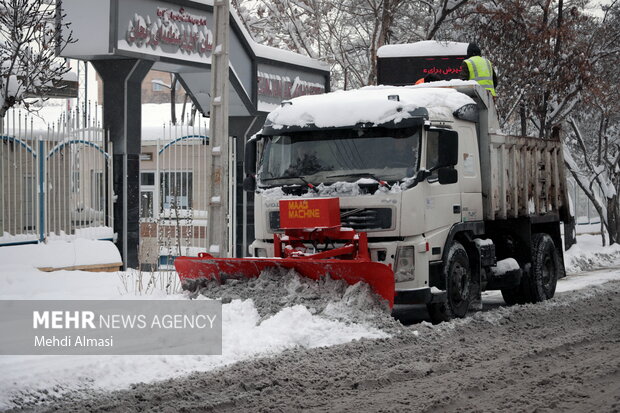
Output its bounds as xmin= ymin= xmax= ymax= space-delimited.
xmin=438 ymin=167 xmax=458 ymax=185
xmin=437 ymin=130 xmax=458 ymax=168
xmin=244 ymin=138 xmax=258 ymax=175
xmin=243 ymin=175 xmax=256 ymax=192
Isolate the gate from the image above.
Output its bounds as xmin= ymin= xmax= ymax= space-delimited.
xmin=138 ymin=120 xmax=214 ymax=269
xmin=0 ymin=108 xmax=112 ymax=246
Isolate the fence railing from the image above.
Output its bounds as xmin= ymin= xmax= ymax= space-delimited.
xmin=566 ymin=178 xmax=603 ymax=235
xmin=0 ymin=107 xmax=112 ymax=246
xmin=139 ymin=120 xmax=212 ymax=270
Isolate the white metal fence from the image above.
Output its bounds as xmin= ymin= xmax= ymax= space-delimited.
xmin=0 ymin=107 xmax=112 ymax=246
xmin=567 ymin=178 xmax=603 ymax=234
xmin=139 ymin=120 xmax=218 ymax=269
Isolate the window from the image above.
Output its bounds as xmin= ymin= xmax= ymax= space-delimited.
xmin=425 ymin=130 xmax=440 ymax=181
xmin=71 ymin=171 xmax=80 ymax=193
xmin=258 ymin=127 xmax=421 ymax=185
xmin=91 ymin=171 xmax=105 ymax=211
xmin=140 ymin=172 xmax=156 ymax=219
xmin=152 ymin=81 xmax=165 ymax=92
xmin=141 ymin=172 xmax=155 ymax=186
xmin=160 ymin=172 xmax=193 ymax=210
xmin=141 ymin=191 xmax=154 ymax=218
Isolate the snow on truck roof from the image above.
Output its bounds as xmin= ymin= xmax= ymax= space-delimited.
xmin=265 ymin=81 xmax=476 ymax=129
xmin=377 ymin=41 xmax=469 ymax=58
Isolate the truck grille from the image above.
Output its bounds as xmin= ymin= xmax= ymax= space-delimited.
xmin=269 ymin=208 xmax=393 ymax=232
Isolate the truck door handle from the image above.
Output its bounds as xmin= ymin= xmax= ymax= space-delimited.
xmin=453 ymin=205 xmax=461 ymax=214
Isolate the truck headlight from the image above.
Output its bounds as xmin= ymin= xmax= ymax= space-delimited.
xmin=394 ymin=246 xmax=415 ymax=282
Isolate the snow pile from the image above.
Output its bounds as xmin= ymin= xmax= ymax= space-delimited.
xmin=0 ymin=239 xmax=121 ymax=271
xmin=266 ymin=86 xmax=475 ymax=129
xmin=0 ymin=232 xmax=39 ymax=244
xmin=378 ymin=40 xmax=468 ymax=58
xmin=0 ymin=250 xmax=390 ymax=408
xmin=192 ymin=268 xmax=402 ymax=334
xmin=0 ymin=294 xmax=387 ymax=409
xmin=257 ymin=179 xmax=402 ymax=199
xmin=564 ymin=234 xmax=620 ymax=273
xmin=491 ymin=258 xmax=520 ymax=276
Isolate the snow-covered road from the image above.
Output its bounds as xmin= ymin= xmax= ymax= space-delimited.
xmin=0 ymin=234 xmax=618 ymax=410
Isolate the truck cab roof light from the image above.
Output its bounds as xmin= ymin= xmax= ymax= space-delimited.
xmin=388 ymin=95 xmax=400 ymax=102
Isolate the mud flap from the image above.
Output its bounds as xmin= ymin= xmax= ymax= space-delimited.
xmin=175 ymin=254 xmax=396 ymax=308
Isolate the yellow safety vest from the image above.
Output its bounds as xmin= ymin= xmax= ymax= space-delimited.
xmin=464 ymin=56 xmax=496 ymax=96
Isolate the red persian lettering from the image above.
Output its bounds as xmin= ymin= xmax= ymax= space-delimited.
xmin=422 ymin=67 xmax=462 ymax=75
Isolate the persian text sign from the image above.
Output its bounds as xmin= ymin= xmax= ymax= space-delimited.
xmin=377 ymin=55 xmax=466 ymax=85
xmin=123 ymin=3 xmax=213 ymax=58
xmin=0 ymin=300 xmax=222 ymax=355
xmin=257 ymin=64 xmax=327 ymax=111
xmin=258 ymin=71 xmax=325 ymax=100
xmin=279 ymin=198 xmax=340 ymax=229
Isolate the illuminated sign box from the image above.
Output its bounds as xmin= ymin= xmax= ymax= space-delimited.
xmin=376 ymin=41 xmax=469 ymax=86
xmin=377 ymin=55 xmax=466 ymax=86
xmin=279 ymin=198 xmax=340 ymax=229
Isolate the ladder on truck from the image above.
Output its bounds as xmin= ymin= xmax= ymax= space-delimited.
xmin=204 ymin=0 xmax=231 ymax=257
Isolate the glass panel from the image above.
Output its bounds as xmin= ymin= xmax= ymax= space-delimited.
xmin=141 ymin=172 xmax=155 ymax=186
xmin=140 ymin=191 xmax=154 ymax=218
xmin=425 ymin=130 xmax=439 ymax=181
xmin=160 ymin=172 xmax=193 ymax=210
xmin=258 ymin=127 xmax=420 ymax=186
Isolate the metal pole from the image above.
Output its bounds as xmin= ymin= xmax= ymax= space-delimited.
xmin=38 ymin=139 xmax=45 ymax=242
xmin=205 ymin=0 xmax=230 ymax=257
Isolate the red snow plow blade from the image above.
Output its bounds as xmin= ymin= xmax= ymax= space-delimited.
xmin=175 ymin=198 xmax=395 ymax=307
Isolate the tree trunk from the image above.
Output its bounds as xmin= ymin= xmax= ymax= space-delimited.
xmin=520 ymin=102 xmax=527 ymax=137
xmin=369 ymin=0 xmax=395 ymax=85
xmin=607 ymin=196 xmax=619 ymax=244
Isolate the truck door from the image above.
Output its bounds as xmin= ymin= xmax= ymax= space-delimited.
xmin=423 ymin=129 xmax=462 ymax=243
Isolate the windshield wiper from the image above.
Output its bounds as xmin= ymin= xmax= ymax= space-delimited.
xmin=261 ymin=175 xmax=319 ymax=193
xmin=327 ymin=173 xmax=392 ymax=189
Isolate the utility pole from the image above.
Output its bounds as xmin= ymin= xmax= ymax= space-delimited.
xmin=204 ymin=0 xmax=230 ymax=257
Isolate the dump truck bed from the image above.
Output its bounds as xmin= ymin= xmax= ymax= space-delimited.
xmin=450 ymin=83 xmax=571 ymax=223
xmin=483 ymin=133 xmax=570 ymax=221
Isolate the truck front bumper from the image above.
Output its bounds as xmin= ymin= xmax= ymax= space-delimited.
xmin=394 ymin=287 xmax=446 ymax=305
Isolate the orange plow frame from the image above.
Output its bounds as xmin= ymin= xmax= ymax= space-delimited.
xmin=174 ymin=198 xmax=396 ymax=307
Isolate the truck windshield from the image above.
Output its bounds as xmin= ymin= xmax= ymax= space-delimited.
xmin=257 ymin=127 xmax=420 ymax=186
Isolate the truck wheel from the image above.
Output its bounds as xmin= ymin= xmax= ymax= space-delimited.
xmin=427 ymin=241 xmax=471 ymax=323
xmin=529 ymin=233 xmax=560 ymax=302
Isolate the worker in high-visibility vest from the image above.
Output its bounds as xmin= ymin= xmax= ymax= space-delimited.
xmin=460 ymin=43 xmax=497 ymax=97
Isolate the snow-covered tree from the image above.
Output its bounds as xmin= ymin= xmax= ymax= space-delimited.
xmin=233 ymin=0 xmax=471 ymax=88
xmin=0 ymin=0 xmax=74 ymax=119
xmin=448 ymin=1 xmax=596 ymax=138
xmin=233 ymin=0 xmax=620 ymax=243
xmin=562 ymin=1 xmax=620 ymax=244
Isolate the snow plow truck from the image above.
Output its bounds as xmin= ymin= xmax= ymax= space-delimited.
xmin=176 ymin=44 xmax=574 ymax=323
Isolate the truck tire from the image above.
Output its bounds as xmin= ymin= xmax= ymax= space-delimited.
xmin=529 ymin=233 xmax=560 ymax=303
xmin=427 ymin=241 xmax=471 ymax=323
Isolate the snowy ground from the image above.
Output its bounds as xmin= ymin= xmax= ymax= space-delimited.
xmin=0 ymin=245 xmax=388 ymax=409
xmin=0 ymin=234 xmax=619 ymax=410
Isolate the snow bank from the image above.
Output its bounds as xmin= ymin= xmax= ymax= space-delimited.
xmin=0 ymin=256 xmax=388 ymax=408
xmin=266 ymin=86 xmax=475 ymax=129
xmin=0 ymin=293 xmax=385 ymax=409
xmin=0 ymin=239 xmax=121 ymax=271
xmin=564 ymin=234 xmax=620 ymax=273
